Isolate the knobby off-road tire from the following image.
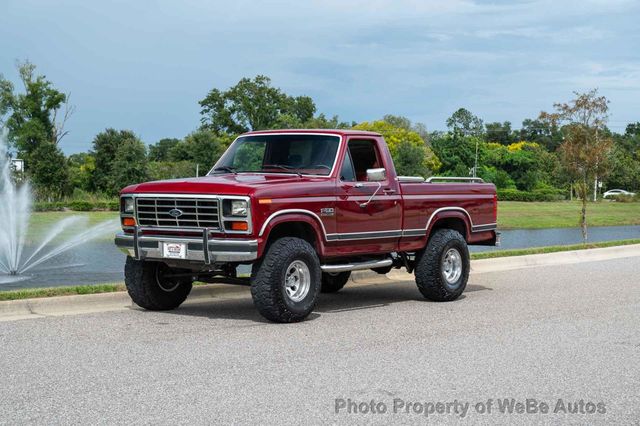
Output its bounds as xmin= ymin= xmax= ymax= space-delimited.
xmin=125 ymin=257 xmax=193 ymax=310
xmin=250 ymin=237 xmax=321 ymax=323
xmin=321 ymin=271 xmax=351 ymax=293
xmin=415 ymin=229 xmax=470 ymax=301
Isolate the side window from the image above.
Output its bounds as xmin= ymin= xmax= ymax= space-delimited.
xmin=348 ymin=139 xmax=382 ymax=182
xmin=340 ymin=150 xmax=356 ymax=182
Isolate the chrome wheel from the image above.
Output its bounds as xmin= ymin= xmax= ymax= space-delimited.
xmin=284 ymin=260 xmax=311 ymax=302
xmin=442 ymin=248 xmax=462 ymax=286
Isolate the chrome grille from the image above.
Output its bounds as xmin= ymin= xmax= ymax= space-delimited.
xmin=136 ymin=197 xmax=220 ymax=229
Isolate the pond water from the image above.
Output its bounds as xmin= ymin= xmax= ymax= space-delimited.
xmin=472 ymin=225 xmax=640 ymax=252
xmin=1 ymin=225 xmax=639 ymax=290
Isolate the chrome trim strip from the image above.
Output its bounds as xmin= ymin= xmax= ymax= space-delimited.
xmin=259 ymin=209 xmax=329 ymax=239
xmin=126 ymin=193 xmax=220 ymax=199
xmin=258 ymin=208 xmax=496 ymax=242
xmin=326 ymin=230 xmax=402 ymax=241
xmin=425 ymin=176 xmax=485 ymax=183
xmin=424 ymin=207 xmax=473 ymax=233
xmin=472 ymin=223 xmax=497 ymax=232
xmin=402 ymin=229 xmax=425 ymax=237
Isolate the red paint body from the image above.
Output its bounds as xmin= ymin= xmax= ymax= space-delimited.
xmin=121 ymin=129 xmax=497 ymax=260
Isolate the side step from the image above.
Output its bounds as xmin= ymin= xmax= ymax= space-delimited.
xmin=320 ymin=259 xmax=393 ymax=274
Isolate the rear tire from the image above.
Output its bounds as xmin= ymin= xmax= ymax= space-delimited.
xmin=321 ymin=271 xmax=350 ymax=293
xmin=124 ymin=258 xmax=193 ymax=310
xmin=415 ymin=229 xmax=469 ymax=301
xmin=250 ymin=237 xmax=321 ymax=323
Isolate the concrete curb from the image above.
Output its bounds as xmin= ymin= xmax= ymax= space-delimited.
xmin=471 ymin=243 xmax=640 ymax=273
xmin=0 ymin=284 xmax=250 ymax=322
xmin=1 ymin=244 xmax=638 ymax=321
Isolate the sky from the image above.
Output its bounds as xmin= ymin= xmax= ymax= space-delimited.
xmin=1 ymin=0 xmax=639 ymax=154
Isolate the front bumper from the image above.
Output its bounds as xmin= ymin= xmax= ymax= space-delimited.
xmin=114 ymin=231 xmax=258 ymax=263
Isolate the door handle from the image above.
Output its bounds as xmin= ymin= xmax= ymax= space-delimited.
xmin=383 ymin=188 xmax=396 ymax=194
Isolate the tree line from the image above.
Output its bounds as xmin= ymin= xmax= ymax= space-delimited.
xmin=1 ymin=61 xmax=639 ymax=212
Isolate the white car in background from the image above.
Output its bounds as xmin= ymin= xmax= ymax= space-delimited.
xmin=603 ymin=189 xmax=636 ymax=198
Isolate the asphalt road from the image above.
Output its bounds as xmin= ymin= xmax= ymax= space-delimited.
xmin=1 ymin=257 xmax=639 ymax=425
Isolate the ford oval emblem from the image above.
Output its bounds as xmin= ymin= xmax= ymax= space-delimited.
xmin=168 ymin=208 xmax=183 ymax=218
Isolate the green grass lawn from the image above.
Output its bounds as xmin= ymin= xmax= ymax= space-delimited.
xmin=26 ymin=211 xmax=119 ymax=243
xmin=498 ymin=201 xmax=640 ymax=229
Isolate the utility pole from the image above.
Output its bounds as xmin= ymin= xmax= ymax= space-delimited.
xmin=473 ymin=138 xmax=479 ymax=178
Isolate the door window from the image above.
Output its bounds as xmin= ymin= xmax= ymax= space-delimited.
xmin=347 ymin=139 xmax=382 ymax=182
xmin=340 ymin=149 xmax=356 ymax=182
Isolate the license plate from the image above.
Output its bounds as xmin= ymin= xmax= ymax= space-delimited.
xmin=162 ymin=242 xmax=186 ymax=259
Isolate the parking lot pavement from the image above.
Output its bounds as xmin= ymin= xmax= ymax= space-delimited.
xmin=0 ymin=257 xmax=638 ymax=424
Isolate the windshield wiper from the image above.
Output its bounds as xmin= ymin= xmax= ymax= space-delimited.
xmin=211 ymin=166 xmax=237 ymax=174
xmin=262 ymin=164 xmax=302 ymax=177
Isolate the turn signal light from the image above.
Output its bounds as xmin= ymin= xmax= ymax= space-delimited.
xmin=122 ymin=217 xmax=136 ymax=227
xmin=229 ymin=221 xmax=248 ymax=231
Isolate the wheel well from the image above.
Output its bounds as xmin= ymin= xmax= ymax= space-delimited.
xmin=266 ymin=221 xmax=318 ymax=251
xmin=430 ymin=217 xmax=468 ymax=241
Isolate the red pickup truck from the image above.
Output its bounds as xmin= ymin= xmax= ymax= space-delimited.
xmin=116 ymin=129 xmax=498 ymax=322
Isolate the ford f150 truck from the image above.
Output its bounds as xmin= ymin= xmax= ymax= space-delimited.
xmin=115 ymin=129 xmax=498 ymax=322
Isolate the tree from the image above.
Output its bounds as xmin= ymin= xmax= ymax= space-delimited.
xmin=625 ymin=122 xmax=640 ymax=137
xmin=303 ymin=113 xmax=352 ymax=129
xmin=67 ymin=152 xmax=95 ymax=192
xmin=147 ymin=161 xmax=196 ymax=181
xmin=483 ymin=141 xmax=558 ymax=191
xmin=446 ymin=108 xmax=484 ymax=138
xmin=92 ymin=129 xmax=143 ymax=194
xmin=606 ymin=146 xmax=640 ymax=191
xmin=109 ymin=138 xmax=148 ymax=195
xmin=541 ymin=89 xmax=613 ymax=242
xmin=485 ymin=121 xmax=516 ymax=145
xmin=519 ymin=118 xmax=564 ymax=151
xmin=28 ymin=142 xmax=68 ymax=199
xmin=199 ymin=75 xmax=316 ymax=133
xmin=352 ymin=120 xmax=441 ymax=176
xmin=0 ymin=61 xmax=73 ymax=197
xmin=148 ymin=138 xmax=180 ymax=161
xmin=383 ymin=114 xmax=430 ymax=142
xmin=168 ymin=129 xmax=228 ymax=171
xmin=430 ymin=132 xmax=480 ymax=176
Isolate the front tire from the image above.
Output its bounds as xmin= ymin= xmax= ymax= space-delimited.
xmin=124 ymin=258 xmax=193 ymax=310
xmin=415 ymin=229 xmax=470 ymax=301
xmin=250 ymin=237 xmax=321 ymax=323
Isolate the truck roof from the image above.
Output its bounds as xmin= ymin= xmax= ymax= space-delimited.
xmin=242 ymin=129 xmax=382 ymax=137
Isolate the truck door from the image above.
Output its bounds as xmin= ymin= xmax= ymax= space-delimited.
xmin=334 ymin=137 xmax=402 ymax=255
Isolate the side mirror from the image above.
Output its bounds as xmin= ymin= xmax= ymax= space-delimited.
xmin=366 ymin=168 xmax=386 ymax=182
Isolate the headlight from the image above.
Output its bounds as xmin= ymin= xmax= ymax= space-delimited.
xmin=230 ymin=200 xmax=248 ymax=217
xmin=122 ymin=197 xmax=134 ymax=214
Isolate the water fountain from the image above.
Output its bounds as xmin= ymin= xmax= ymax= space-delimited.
xmin=0 ymin=135 xmax=120 ymax=284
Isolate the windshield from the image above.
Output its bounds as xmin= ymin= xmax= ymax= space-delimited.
xmin=210 ymin=134 xmax=340 ymax=176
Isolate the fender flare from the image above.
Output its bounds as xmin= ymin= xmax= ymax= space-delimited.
xmin=425 ymin=208 xmax=472 ymax=241
xmin=258 ymin=210 xmax=328 ymax=256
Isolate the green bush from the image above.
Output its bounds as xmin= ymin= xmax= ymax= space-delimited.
xmin=498 ymin=188 xmax=566 ymax=202
xmin=610 ymin=194 xmax=640 ymax=203
xmin=32 ymin=192 xmax=121 ymax=212
xmin=33 ymin=201 xmax=65 ymax=212
xmin=69 ymin=200 xmax=94 ymax=211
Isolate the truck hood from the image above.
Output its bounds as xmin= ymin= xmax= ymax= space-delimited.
xmin=121 ymin=173 xmax=309 ymax=196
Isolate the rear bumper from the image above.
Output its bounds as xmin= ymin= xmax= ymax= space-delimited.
xmin=114 ymin=232 xmax=258 ymax=263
